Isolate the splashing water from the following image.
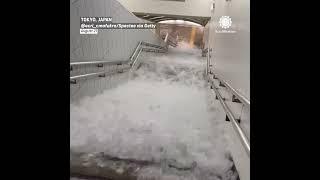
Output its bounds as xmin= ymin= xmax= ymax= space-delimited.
xmin=70 ymin=47 xmax=238 ymax=180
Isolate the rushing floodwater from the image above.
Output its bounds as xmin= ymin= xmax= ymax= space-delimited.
xmin=70 ymin=47 xmax=238 ymax=180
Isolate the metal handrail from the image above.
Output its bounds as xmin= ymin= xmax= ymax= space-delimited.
xmin=70 ymin=60 xmax=129 ymax=66
xmin=130 ymin=47 xmax=166 ymax=69
xmin=70 ymin=66 xmax=131 ymax=83
xmin=130 ymin=41 xmax=143 ymax=61
xmin=210 ymin=78 xmax=250 ymax=156
xmin=130 ymin=41 xmax=167 ymax=68
xmin=141 ymin=41 xmax=167 ymax=50
xmin=206 ymin=51 xmax=250 ymax=156
xmin=70 ymin=41 xmax=167 ymax=83
xmin=70 ymin=41 xmax=167 ymax=68
xmin=213 ymin=73 xmax=250 ymax=107
xmin=142 ymin=48 xmax=167 ymax=53
xmin=71 ymin=71 xmax=106 ymax=81
xmin=167 ymin=40 xmax=177 ymax=47
xmin=130 ymin=47 xmax=143 ymax=69
xmin=163 ymin=33 xmax=177 ymax=47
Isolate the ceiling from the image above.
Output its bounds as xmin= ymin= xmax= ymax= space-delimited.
xmin=133 ymin=12 xmax=211 ymax=26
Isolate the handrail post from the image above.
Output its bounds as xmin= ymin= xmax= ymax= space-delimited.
xmin=206 ymin=46 xmax=210 ymax=76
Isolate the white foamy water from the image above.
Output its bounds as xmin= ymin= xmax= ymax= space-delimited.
xmin=70 ymin=47 xmax=237 ymax=180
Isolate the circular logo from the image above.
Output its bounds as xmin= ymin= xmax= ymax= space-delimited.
xmin=219 ymin=16 xmax=232 ymax=29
